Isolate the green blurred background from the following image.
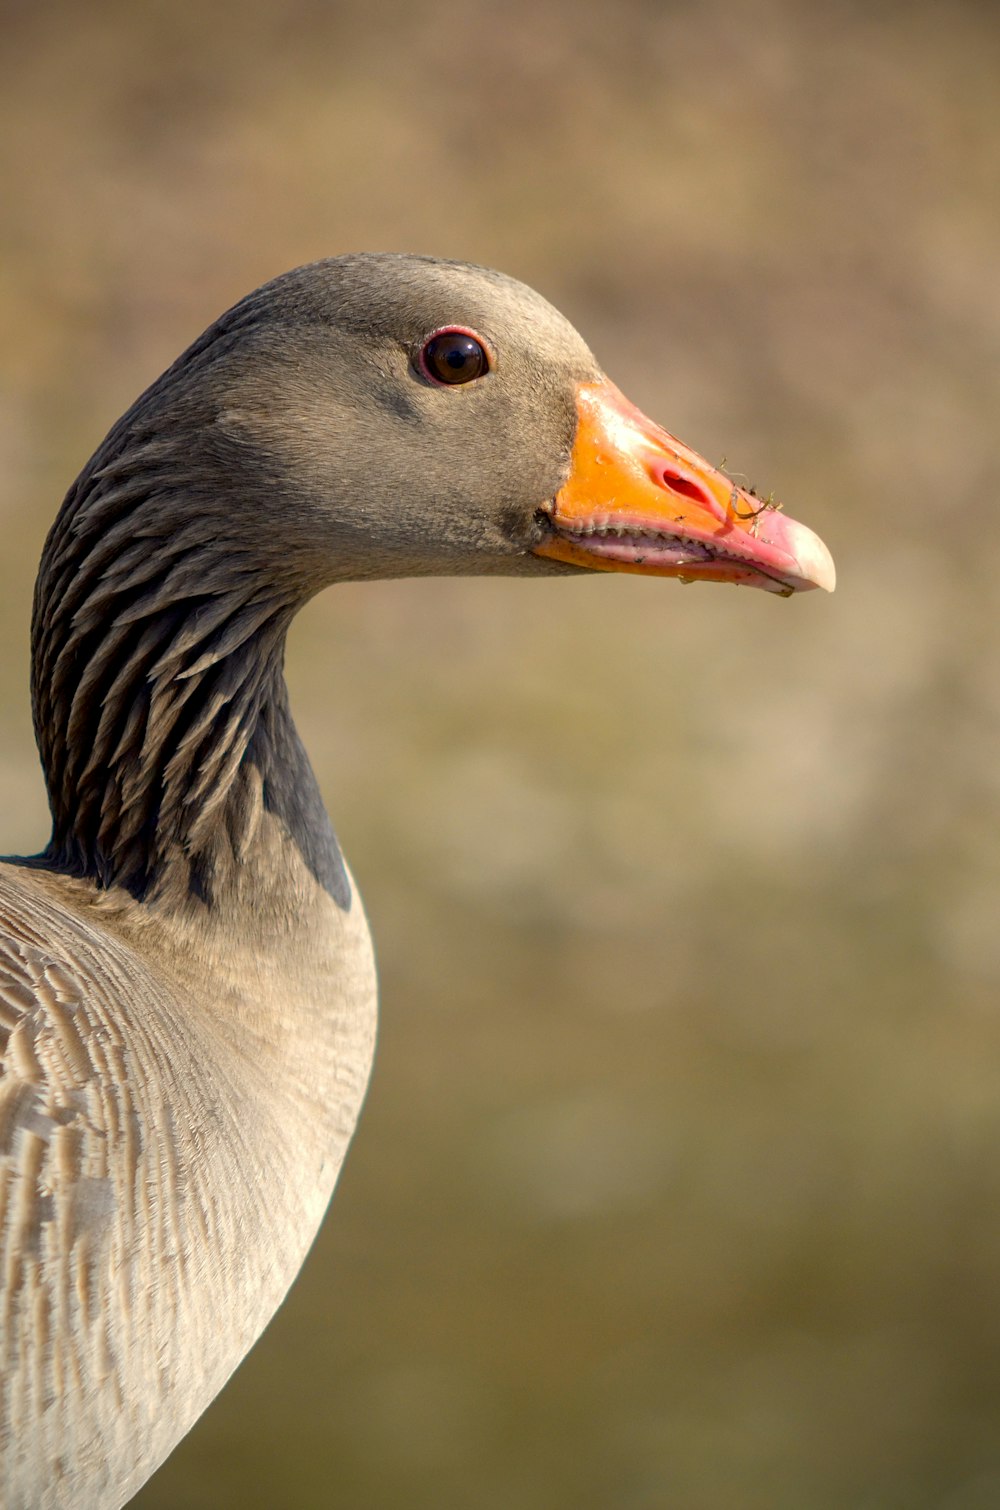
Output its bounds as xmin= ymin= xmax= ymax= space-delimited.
xmin=3 ymin=1 xmax=1000 ymax=1505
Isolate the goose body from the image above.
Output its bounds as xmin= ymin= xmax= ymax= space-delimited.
xmin=0 ymin=858 xmax=374 ymax=1505
xmin=0 ymin=254 xmax=833 ymax=1506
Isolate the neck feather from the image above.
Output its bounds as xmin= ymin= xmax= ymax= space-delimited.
xmin=30 ymin=445 xmax=349 ymax=910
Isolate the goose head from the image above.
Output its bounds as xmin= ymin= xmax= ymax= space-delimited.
xmin=84 ymin=253 xmax=834 ymax=600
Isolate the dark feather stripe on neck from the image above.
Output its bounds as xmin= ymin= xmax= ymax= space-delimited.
xmin=30 ymin=450 xmax=349 ymax=908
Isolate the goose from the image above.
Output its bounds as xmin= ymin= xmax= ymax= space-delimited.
xmin=0 ymin=253 xmax=834 ymax=1507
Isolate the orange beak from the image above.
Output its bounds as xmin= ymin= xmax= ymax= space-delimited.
xmin=533 ymin=381 xmax=835 ymax=596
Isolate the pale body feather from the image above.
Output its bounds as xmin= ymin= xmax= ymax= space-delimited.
xmin=0 ymin=830 xmax=376 ymax=1508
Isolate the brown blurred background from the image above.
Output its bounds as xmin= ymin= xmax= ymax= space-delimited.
xmin=3 ymin=0 xmax=1000 ymax=1505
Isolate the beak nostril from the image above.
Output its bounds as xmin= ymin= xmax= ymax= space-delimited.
xmin=657 ymin=468 xmax=710 ymax=508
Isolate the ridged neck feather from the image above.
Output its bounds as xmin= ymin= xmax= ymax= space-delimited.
xmin=30 ymin=432 xmax=348 ymax=910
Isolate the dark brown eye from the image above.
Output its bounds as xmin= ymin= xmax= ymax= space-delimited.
xmin=419 ymin=327 xmax=491 ymax=386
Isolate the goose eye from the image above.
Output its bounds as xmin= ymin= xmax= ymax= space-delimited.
xmin=419 ymin=328 xmax=491 ymax=386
